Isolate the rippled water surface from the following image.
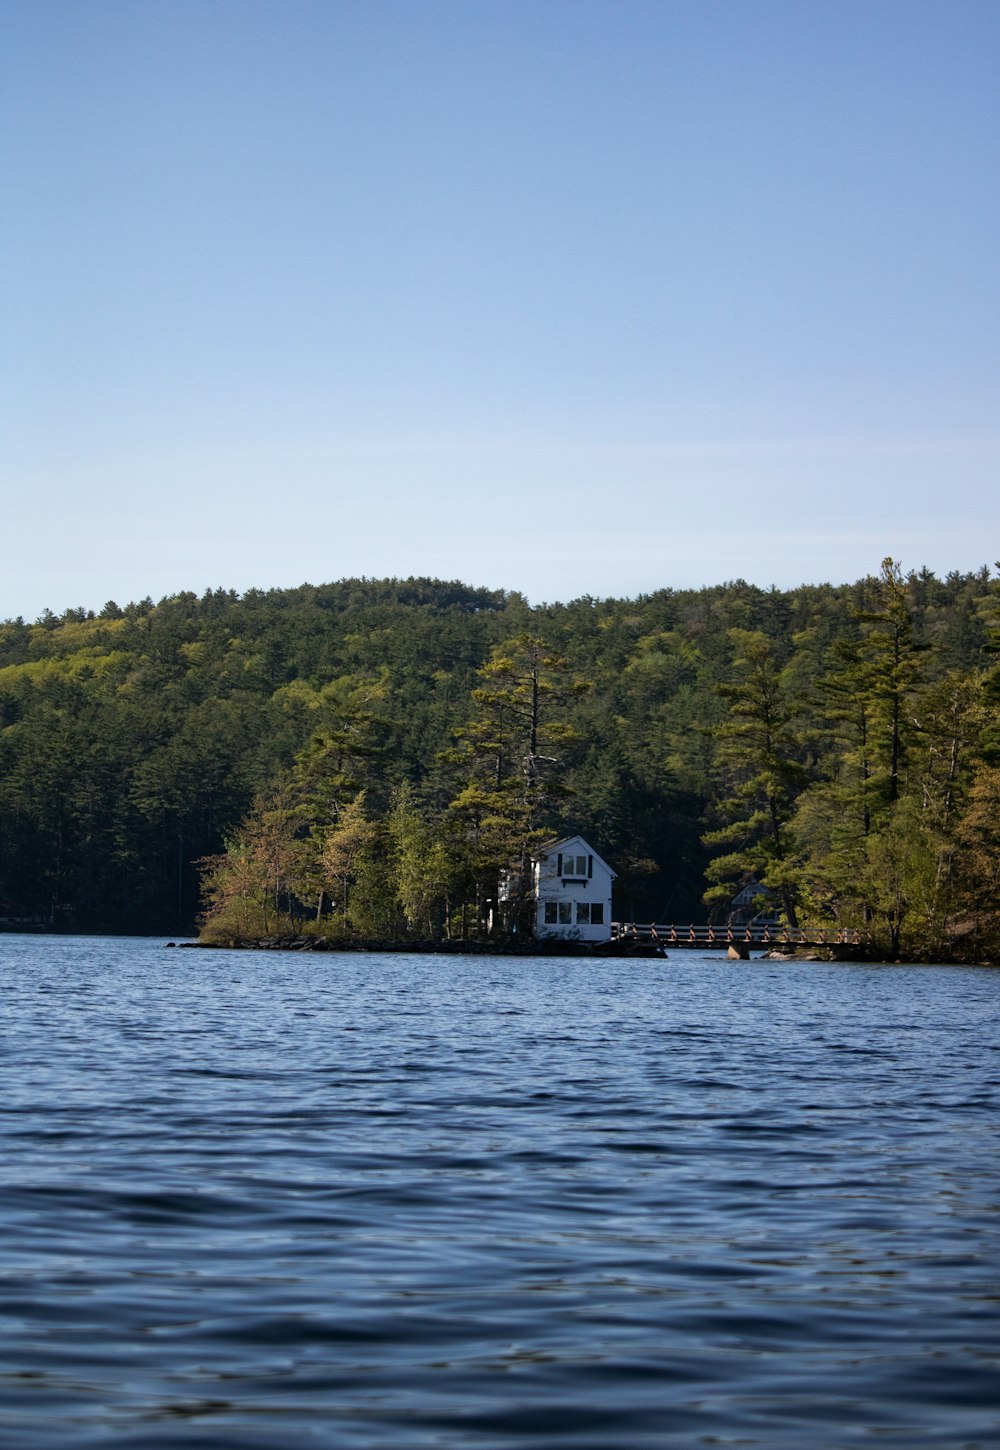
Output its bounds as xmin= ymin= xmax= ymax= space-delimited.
xmin=2 ymin=936 xmax=998 ymax=1448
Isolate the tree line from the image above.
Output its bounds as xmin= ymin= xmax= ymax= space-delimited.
xmin=0 ymin=563 xmax=996 ymax=958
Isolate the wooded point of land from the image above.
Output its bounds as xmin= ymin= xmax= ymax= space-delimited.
xmin=1 ymin=562 xmax=997 ymax=961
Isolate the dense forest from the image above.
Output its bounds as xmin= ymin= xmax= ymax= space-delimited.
xmin=0 ymin=561 xmax=997 ymax=959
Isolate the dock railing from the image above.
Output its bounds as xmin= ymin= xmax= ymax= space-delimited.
xmin=610 ymin=923 xmax=869 ymax=947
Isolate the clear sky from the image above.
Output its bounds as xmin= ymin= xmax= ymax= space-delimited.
xmin=2 ymin=0 xmax=997 ymax=620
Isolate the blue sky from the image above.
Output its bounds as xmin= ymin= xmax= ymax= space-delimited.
xmin=2 ymin=0 xmax=997 ymax=620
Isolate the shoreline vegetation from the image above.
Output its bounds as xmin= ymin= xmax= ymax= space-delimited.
xmin=169 ymin=936 xmax=990 ymax=965
xmin=174 ymin=934 xmax=668 ymax=958
xmin=5 ymin=924 xmax=994 ymax=964
xmin=1 ymin=561 xmax=998 ymax=966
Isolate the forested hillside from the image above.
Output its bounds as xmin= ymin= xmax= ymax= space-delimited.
xmin=1 ymin=563 xmax=997 ymax=957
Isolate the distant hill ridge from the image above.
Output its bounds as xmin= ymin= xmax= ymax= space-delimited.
xmin=1 ymin=566 xmax=996 ymax=959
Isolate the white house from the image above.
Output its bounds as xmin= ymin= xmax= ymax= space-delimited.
xmin=526 ymin=834 xmax=617 ymax=943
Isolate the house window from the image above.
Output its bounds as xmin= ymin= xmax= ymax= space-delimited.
xmin=576 ymin=902 xmax=604 ymax=925
xmin=544 ymin=901 xmax=572 ymax=925
xmin=561 ymin=854 xmax=589 ymax=878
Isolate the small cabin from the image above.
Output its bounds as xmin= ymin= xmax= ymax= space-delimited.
xmin=728 ymin=879 xmax=780 ymax=927
xmin=527 ymin=834 xmax=616 ymax=943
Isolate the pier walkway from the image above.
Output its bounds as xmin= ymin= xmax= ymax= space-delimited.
xmin=611 ymin=922 xmax=869 ymax=949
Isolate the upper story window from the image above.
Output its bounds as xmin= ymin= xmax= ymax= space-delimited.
xmin=559 ymin=853 xmax=590 ymax=878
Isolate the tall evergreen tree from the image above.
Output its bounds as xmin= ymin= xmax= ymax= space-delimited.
xmin=703 ymin=629 xmax=809 ymax=926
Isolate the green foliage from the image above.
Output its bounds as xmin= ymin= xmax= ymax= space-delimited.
xmin=0 ymin=566 xmax=996 ymax=956
xmin=953 ymin=764 xmax=1000 ymax=954
xmin=702 ymin=629 xmax=809 ymax=924
xmin=388 ymin=783 xmax=453 ymax=936
xmin=775 ymin=560 xmax=994 ymax=956
xmin=198 ymin=786 xmax=309 ymax=943
xmin=854 ymin=798 xmax=950 ymax=959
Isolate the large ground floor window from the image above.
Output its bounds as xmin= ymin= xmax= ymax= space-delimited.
xmin=543 ymin=901 xmax=605 ymax=926
xmin=543 ymin=901 xmax=573 ymax=925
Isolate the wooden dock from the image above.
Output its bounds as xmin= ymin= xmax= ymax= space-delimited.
xmin=611 ymin=922 xmax=869 ymax=949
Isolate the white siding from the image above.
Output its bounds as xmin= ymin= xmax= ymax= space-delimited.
xmin=534 ymin=835 xmax=615 ymax=943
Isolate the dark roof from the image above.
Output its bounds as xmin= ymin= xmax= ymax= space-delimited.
xmin=731 ymin=881 xmax=777 ymax=907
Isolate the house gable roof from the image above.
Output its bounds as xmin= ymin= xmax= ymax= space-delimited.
xmin=731 ymin=880 xmax=777 ymax=907
xmin=534 ymin=834 xmax=617 ymax=880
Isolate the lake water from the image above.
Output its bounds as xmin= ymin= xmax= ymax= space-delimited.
xmin=1 ymin=936 xmax=998 ymax=1449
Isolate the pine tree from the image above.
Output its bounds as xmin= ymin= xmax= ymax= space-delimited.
xmin=954 ymin=765 xmax=1000 ymax=952
xmin=855 ymin=558 xmax=923 ymax=806
xmin=319 ymin=793 xmax=378 ymax=929
xmin=703 ymin=630 xmax=809 ymax=926
xmin=387 ymin=782 xmax=454 ymax=937
xmin=448 ymin=634 xmax=588 ymax=934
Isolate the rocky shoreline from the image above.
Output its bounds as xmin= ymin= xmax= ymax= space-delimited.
xmin=173 ymin=936 xmax=667 ymax=957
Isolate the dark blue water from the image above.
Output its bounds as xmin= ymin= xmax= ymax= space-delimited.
xmin=2 ymin=937 xmax=998 ymax=1448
